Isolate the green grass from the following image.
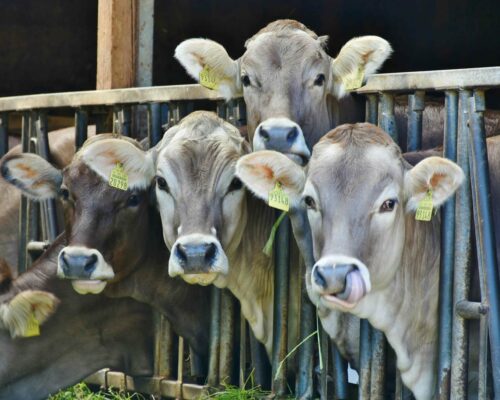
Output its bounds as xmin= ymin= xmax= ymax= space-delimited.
xmin=48 ymin=382 xmax=145 ymax=400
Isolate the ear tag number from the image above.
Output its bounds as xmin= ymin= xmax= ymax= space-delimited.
xmin=343 ymin=66 xmax=365 ymax=91
xmin=23 ymin=313 xmax=40 ymax=337
xmin=109 ymin=163 xmax=128 ymax=191
xmin=268 ymin=182 xmax=290 ymax=212
xmin=415 ymin=189 xmax=434 ymax=221
xmin=199 ymin=65 xmax=218 ymax=90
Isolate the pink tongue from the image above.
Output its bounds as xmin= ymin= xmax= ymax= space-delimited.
xmin=346 ymin=270 xmax=365 ymax=303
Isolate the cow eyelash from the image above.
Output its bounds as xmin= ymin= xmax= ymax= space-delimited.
xmin=379 ymin=198 xmax=398 ymax=213
xmin=156 ymin=176 xmax=169 ymax=193
xmin=241 ymin=75 xmax=251 ymax=87
xmin=303 ymin=195 xmax=317 ymax=210
xmin=314 ymin=74 xmax=325 ymax=86
xmin=126 ymin=193 xmax=141 ymax=208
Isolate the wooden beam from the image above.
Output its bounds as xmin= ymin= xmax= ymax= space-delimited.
xmin=96 ymin=0 xmax=137 ymax=89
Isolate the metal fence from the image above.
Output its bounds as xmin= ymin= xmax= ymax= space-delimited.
xmin=0 ymin=66 xmax=499 ymax=399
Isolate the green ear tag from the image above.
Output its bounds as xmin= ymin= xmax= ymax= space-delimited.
xmin=199 ymin=65 xmax=218 ymax=90
xmin=23 ymin=313 xmax=40 ymax=337
xmin=415 ymin=189 xmax=434 ymax=221
xmin=343 ymin=66 xmax=365 ymax=91
xmin=268 ymin=182 xmax=290 ymax=212
xmin=109 ymin=163 xmax=128 ymax=191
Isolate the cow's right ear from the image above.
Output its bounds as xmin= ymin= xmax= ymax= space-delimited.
xmin=236 ymin=150 xmax=305 ymax=206
xmin=175 ymin=39 xmax=241 ymax=100
xmin=0 ymin=154 xmax=62 ymax=200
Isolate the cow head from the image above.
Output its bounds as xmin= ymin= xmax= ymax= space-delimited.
xmin=237 ymin=123 xmax=463 ymax=313
xmin=175 ymin=19 xmax=392 ymax=164
xmin=154 ymin=111 xmax=249 ymax=286
xmin=0 ymin=135 xmax=155 ymax=294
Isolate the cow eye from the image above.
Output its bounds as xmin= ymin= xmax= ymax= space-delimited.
xmin=304 ymin=195 xmax=317 ymax=210
xmin=126 ymin=194 xmax=141 ymax=208
xmin=314 ymin=74 xmax=325 ymax=86
xmin=59 ymin=188 xmax=70 ymax=201
xmin=380 ymin=199 xmax=397 ymax=213
xmin=241 ymin=75 xmax=251 ymax=87
xmin=156 ymin=176 xmax=169 ymax=193
xmin=227 ymin=177 xmax=243 ymax=193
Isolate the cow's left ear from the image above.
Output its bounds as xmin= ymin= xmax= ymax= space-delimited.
xmin=330 ymin=36 xmax=392 ymax=98
xmin=236 ymin=150 xmax=305 ymax=207
xmin=405 ymin=156 xmax=464 ymax=211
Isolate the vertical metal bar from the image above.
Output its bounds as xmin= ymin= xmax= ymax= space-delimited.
xmin=370 ymin=329 xmax=386 ymax=400
xmin=0 ymin=112 xmax=8 ymax=157
xmin=332 ymin=343 xmax=348 ymax=400
xmin=450 ymin=89 xmax=472 ymax=400
xmin=148 ymin=103 xmax=163 ymax=146
xmin=120 ymin=106 xmax=132 ymax=137
xmin=468 ymin=90 xmax=500 ymax=396
xmin=358 ymin=319 xmax=372 ymax=400
xmin=207 ymin=286 xmax=221 ymax=386
xmin=319 ymin=326 xmax=330 ymax=399
xmin=239 ymin=316 xmax=247 ymax=387
xmin=18 ymin=112 xmax=31 ymax=273
xmin=219 ymin=289 xmax=235 ymax=384
xmin=379 ymin=93 xmax=398 ymax=142
xmin=406 ymin=91 xmax=425 ymax=152
xmin=177 ymin=337 xmax=184 ymax=382
xmin=75 ymin=109 xmax=88 ymax=150
xmin=154 ymin=312 xmax=175 ymax=378
xmin=478 ymin=315 xmax=489 ymax=400
xmin=34 ymin=111 xmax=58 ymax=241
xmin=438 ymin=90 xmax=458 ymax=399
xmin=271 ymin=214 xmax=290 ymax=396
xmin=249 ymin=330 xmax=271 ymax=389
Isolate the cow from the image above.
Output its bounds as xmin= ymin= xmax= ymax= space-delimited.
xmin=234 ymin=123 xmax=498 ymax=399
xmin=175 ymin=19 xmax=392 ymax=164
xmin=0 ymin=134 xmax=212 ymax=372
xmin=0 ymin=239 xmax=154 ymax=400
xmin=153 ymin=111 xmax=360 ymax=369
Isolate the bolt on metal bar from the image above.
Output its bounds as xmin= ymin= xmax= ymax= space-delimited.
xmin=379 ymin=93 xmax=398 ymax=142
xmin=468 ymin=90 xmax=500 ymax=396
xmin=0 ymin=112 xmax=8 ymax=157
xmin=450 ymin=89 xmax=473 ymax=400
xmin=455 ymin=300 xmax=488 ymax=320
xmin=207 ymin=286 xmax=221 ymax=387
xmin=437 ymin=90 xmax=458 ymax=400
xmin=75 ymin=109 xmax=88 ymax=150
xmin=271 ymin=213 xmax=290 ymax=396
xmin=406 ymin=91 xmax=425 ymax=151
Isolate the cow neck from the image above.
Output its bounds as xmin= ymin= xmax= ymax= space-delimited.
xmin=360 ymin=214 xmax=441 ymax=400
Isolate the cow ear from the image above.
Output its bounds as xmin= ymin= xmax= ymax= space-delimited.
xmin=175 ymin=39 xmax=241 ymax=100
xmin=0 ymin=153 xmax=62 ymax=200
xmin=330 ymin=36 xmax=392 ymax=98
xmin=236 ymin=150 xmax=305 ymax=206
xmin=405 ymin=156 xmax=464 ymax=211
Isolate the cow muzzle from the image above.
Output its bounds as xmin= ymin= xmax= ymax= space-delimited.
xmin=253 ymin=118 xmax=311 ymax=165
xmin=169 ymin=234 xmax=228 ymax=285
xmin=57 ymin=246 xmax=115 ymax=295
xmin=311 ymin=255 xmax=371 ymax=309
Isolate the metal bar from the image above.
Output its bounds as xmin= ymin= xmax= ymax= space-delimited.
xmin=207 ymin=286 xmax=221 ymax=387
xmin=406 ymin=91 xmax=425 ymax=151
xmin=370 ymin=329 xmax=386 ymax=400
xmin=319 ymin=326 xmax=330 ymax=399
xmin=358 ymin=319 xmax=372 ymax=400
xmin=0 ymin=112 xmax=8 ymax=156
xmin=365 ymin=94 xmax=378 ymax=124
xmin=450 ymin=90 xmax=472 ymax=400
xmin=478 ymin=315 xmax=489 ymax=400
xmin=379 ymin=93 xmax=398 ymax=142
xmin=154 ymin=312 xmax=175 ymax=378
xmin=249 ymin=330 xmax=271 ymax=389
xmin=120 ymin=106 xmax=132 ymax=137
xmin=468 ymin=90 xmax=500 ymax=396
xmin=75 ymin=109 xmax=88 ymax=150
xmin=239 ymin=314 xmax=247 ymax=387
xmin=271 ymin=214 xmax=290 ymax=396
xmin=148 ymin=103 xmax=163 ymax=146
xmin=332 ymin=343 xmax=348 ymax=400
xmin=437 ymin=90 xmax=458 ymax=399
xmin=17 ymin=112 xmax=31 ymax=273
xmin=219 ymin=289 xmax=235 ymax=384
xmin=177 ymin=337 xmax=184 ymax=382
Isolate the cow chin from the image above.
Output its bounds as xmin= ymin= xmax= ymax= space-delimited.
xmin=182 ymin=272 xmax=219 ymax=286
xmin=71 ymin=280 xmax=107 ymax=295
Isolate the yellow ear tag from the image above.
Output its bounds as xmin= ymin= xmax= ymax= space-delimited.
xmin=415 ymin=189 xmax=434 ymax=221
xmin=23 ymin=313 xmax=40 ymax=337
xmin=343 ymin=66 xmax=365 ymax=91
xmin=268 ymin=182 xmax=290 ymax=212
xmin=199 ymin=65 xmax=218 ymax=90
xmin=109 ymin=163 xmax=128 ymax=191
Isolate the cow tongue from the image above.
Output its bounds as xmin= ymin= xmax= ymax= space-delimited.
xmin=71 ymin=280 xmax=107 ymax=295
xmin=336 ymin=270 xmax=366 ymax=304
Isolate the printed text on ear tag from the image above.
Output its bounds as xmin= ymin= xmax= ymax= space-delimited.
xmin=199 ymin=66 xmax=218 ymax=90
xmin=343 ymin=66 xmax=365 ymax=91
xmin=109 ymin=163 xmax=128 ymax=191
xmin=415 ymin=189 xmax=434 ymax=221
xmin=23 ymin=313 xmax=40 ymax=337
xmin=268 ymin=182 xmax=290 ymax=212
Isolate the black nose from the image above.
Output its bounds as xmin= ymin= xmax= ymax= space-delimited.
xmin=313 ymin=263 xmax=355 ymax=294
xmin=175 ymin=242 xmax=218 ymax=273
xmin=258 ymin=125 xmax=299 ymax=151
xmin=60 ymin=251 xmax=98 ymax=279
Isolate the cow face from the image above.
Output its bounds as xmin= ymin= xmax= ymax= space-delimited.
xmin=1 ymin=136 xmax=155 ymax=294
xmin=237 ymin=123 xmax=463 ymax=314
xmin=154 ymin=112 xmax=249 ymax=286
xmin=175 ymin=20 xmax=392 ymax=164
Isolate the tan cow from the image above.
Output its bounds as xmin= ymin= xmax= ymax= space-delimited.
xmin=236 ymin=123 xmax=476 ymax=399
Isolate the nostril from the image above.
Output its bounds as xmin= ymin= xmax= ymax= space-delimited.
xmin=313 ymin=268 xmax=327 ymax=289
xmin=259 ymin=127 xmax=270 ymax=142
xmin=286 ymin=126 xmax=298 ymax=142
xmin=205 ymin=243 xmax=217 ymax=265
xmin=175 ymin=244 xmax=187 ymax=265
xmin=60 ymin=251 xmax=70 ymax=273
xmin=84 ymin=254 xmax=98 ymax=272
